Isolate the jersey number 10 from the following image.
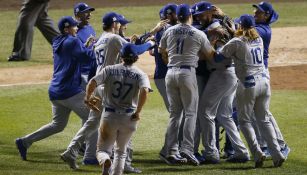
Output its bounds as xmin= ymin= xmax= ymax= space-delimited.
xmin=251 ymin=47 xmax=263 ymax=65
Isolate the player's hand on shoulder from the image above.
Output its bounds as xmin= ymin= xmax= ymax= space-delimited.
xmin=131 ymin=112 xmax=140 ymax=121
xmin=84 ymin=95 xmax=102 ymax=112
xmin=85 ymin=35 xmax=96 ymax=48
xmin=151 ymin=19 xmax=169 ymax=34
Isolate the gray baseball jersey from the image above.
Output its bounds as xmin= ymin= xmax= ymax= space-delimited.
xmin=159 ymin=23 xmax=213 ymax=67
xmin=219 ymin=37 xmax=265 ymax=83
xmin=220 ymin=36 xmax=284 ymax=163
xmin=93 ymin=63 xmax=151 ymax=111
xmin=94 ymin=32 xmax=128 ymax=74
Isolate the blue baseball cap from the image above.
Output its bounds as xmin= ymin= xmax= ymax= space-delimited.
xmin=74 ymin=3 xmax=95 ymax=15
xmin=159 ymin=7 xmax=166 ymax=20
xmin=102 ymin=12 xmax=119 ymax=26
xmin=239 ymin=14 xmax=255 ymax=29
xmin=163 ymin=3 xmax=177 ymax=16
xmin=117 ymin=14 xmax=132 ymax=25
xmin=176 ymin=4 xmax=192 ymax=19
xmin=58 ymin=16 xmax=78 ymax=33
xmin=191 ymin=3 xmax=197 ymax=16
xmin=194 ymin=1 xmax=213 ymax=15
xmin=120 ymin=43 xmax=139 ymax=58
xmin=253 ymin=1 xmax=273 ymax=15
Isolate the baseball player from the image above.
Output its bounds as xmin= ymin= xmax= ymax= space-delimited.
xmin=15 ymin=16 xmax=95 ymax=161
xmin=159 ymin=4 xmax=216 ymax=166
xmin=74 ymin=2 xmax=97 ymax=90
xmin=85 ymin=42 xmax=153 ymax=175
xmin=252 ymin=1 xmax=290 ymax=158
xmin=193 ymin=1 xmax=249 ymax=164
xmin=216 ymin=14 xmax=285 ymax=168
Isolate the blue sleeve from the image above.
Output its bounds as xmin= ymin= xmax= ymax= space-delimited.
xmin=72 ymin=38 xmax=95 ymax=63
xmin=134 ymin=42 xmax=152 ymax=55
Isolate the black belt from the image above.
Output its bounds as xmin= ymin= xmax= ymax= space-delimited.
xmin=105 ymin=107 xmax=134 ymax=113
xmin=168 ymin=65 xmax=192 ymax=69
xmin=210 ymin=64 xmax=234 ymax=72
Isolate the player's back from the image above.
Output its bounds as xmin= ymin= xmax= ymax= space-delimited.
xmin=161 ymin=24 xmax=210 ymax=67
xmin=103 ymin=64 xmax=148 ymax=111
xmin=94 ymin=32 xmax=128 ymax=74
xmin=227 ymin=37 xmax=265 ymax=82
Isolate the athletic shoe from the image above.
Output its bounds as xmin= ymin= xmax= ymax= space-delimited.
xmin=226 ymin=154 xmax=250 ymax=163
xmin=254 ymin=152 xmax=266 ymax=168
xmin=180 ymin=152 xmax=200 ymax=166
xmin=83 ymin=158 xmax=99 ymax=165
xmin=101 ymin=158 xmax=112 ymax=175
xmin=194 ymin=152 xmax=206 ymax=164
xmin=124 ymin=165 xmax=142 ymax=174
xmin=261 ymin=147 xmax=272 ymax=159
xmin=60 ymin=152 xmax=79 ymax=170
xmin=281 ymin=145 xmax=291 ymax=159
xmin=160 ymin=153 xmax=187 ymax=165
xmin=221 ymin=150 xmax=235 ymax=159
xmin=7 ymin=55 xmax=27 ymax=61
xmin=273 ymin=157 xmax=285 ymax=167
xmin=15 ymin=138 xmax=27 ymax=161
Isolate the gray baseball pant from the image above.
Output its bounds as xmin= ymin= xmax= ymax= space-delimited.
xmin=164 ymin=67 xmax=198 ymax=156
xmin=96 ymin=112 xmax=137 ymax=175
xmin=237 ymin=75 xmax=284 ymax=161
xmin=12 ymin=0 xmax=60 ymax=59
xmin=22 ymin=92 xmax=89 ymax=148
xmin=199 ymin=69 xmax=249 ymax=159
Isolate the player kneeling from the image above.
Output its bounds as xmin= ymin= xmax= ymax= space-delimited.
xmin=85 ymin=43 xmax=153 ymax=175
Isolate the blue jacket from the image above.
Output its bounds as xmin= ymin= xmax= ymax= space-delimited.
xmin=255 ymin=10 xmax=279 ymax=68
xmin=49 ymin=34 xmax=95 ymax=100
xmin=77 ymin=24 xmax=96 ymax=75
xmin=153 ymin=27 xmax=168 ymax=79
xmin=255 ymin=23 xmax=271 ymax=68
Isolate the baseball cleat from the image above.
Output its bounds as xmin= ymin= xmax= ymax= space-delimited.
xmin=273 ymin=157 xmax=285 ymax=167
xmin=160 ymin=153 xmax=187 ymax=165
xmin=15 ymin=138 xmax=27 ymax=161
xmin=124 ymin=165 xmax=142 ymax=174
xmin=261 ymin=147 xmax=272 ymax=159
xmin=101 ymin=158 xmax=112 ymax=175
xmin=226 ymin=154 xmax=250 ymax=163
xmin=194 ymin=152 xmax=206 ymax=164
xmin=180 ymin=152 xmax=200 ymax=166
xmin=281 ymin=145 xmax=291 ymax=159
xmin=60 ymin=152 xmax=79 ymax=170
xmin=83 ymin=158 xmax=99 ymax=165
xmin=254 ymin=152 xmax=266 ymax=168
xmin=7 ymin=55 xmax=27 ymax=61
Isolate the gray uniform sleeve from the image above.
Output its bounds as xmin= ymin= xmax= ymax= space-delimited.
xmin=159 ymin=30 xmax=168 ymax=50
xmin=138 ymin=73 xmax=151 ymax=90
xmin=111 ymin=35 xmax=129 ymax=53
xmin=220 ymin=38 xmax=238 ymax=58
xmin=93 ymin=66 xmax=108 ymax=85
xmin=200 ymin=32 xmax=214 ymax=54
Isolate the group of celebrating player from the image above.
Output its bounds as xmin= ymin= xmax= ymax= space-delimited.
xmin=15 ymin=1 xmax=290 ymax=175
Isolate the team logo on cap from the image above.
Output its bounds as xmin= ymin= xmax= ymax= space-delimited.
xmin=75 ymin=8 xmax=79 ymax=13
xmin=64 ymin=22 xmax=70 ymax=27
xmin=113 ymin=17 xmax=117 ymax=21
xmin=167 ymin=9 xmax=172 ymax=14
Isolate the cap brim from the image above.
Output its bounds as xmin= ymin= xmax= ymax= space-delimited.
xmin=80 ymin=7 xmax=95 ymax=13
xmin=120 ymin=20 xmax=132 ymax=25
xmin=194 ymin=10 xmax=206 ymax=15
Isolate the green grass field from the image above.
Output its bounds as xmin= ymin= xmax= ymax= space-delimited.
xmin=1 ymin=2 xmax=307 ymax=67
xmin=1 ymin=84 xmax=307 ymax=175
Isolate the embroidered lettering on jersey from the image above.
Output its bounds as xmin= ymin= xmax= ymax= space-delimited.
xmin=171 ymin=28 xmax=195 ymax=36
xmin=109 ymin=68 xmax=140 ymax=80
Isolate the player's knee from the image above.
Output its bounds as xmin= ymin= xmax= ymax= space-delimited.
xmin=51 ymin=122 xmax=67 ymax=133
